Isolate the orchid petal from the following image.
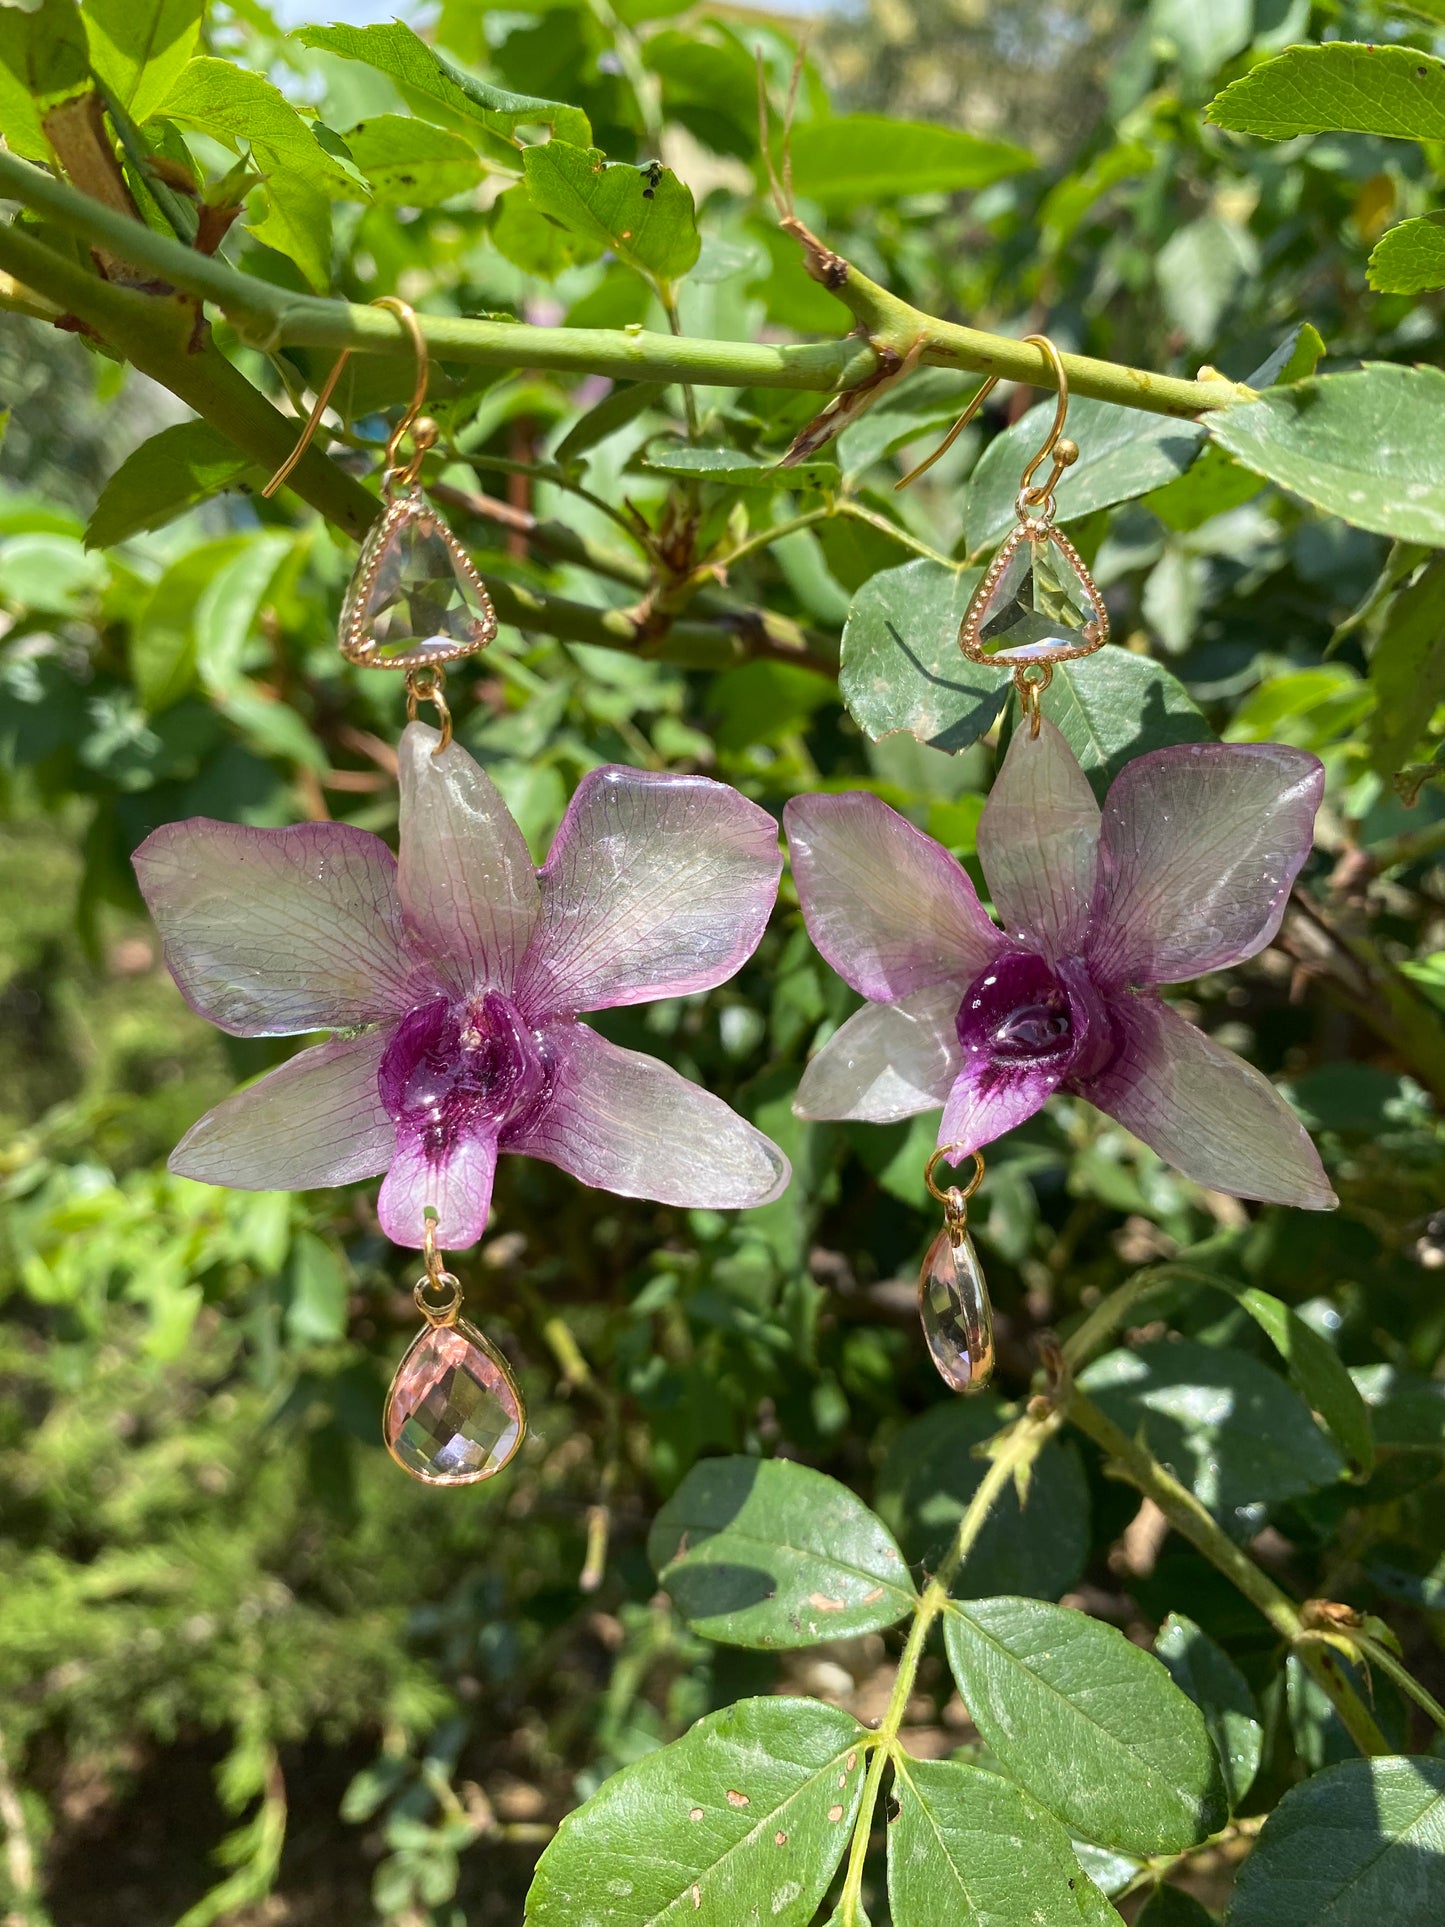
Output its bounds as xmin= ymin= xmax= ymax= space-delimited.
xmin=793 ymin=983 xmax=963 ymax=1122
xmin=134 ymin=819 xmax=429 ymax=1037
xmin=397 ymin=722 xmax=540 ymax=996
xmin=170 ymin=1030 xmax=394 ymax=1189
xmin=784 ymin=793 xmax=1002 ymax=1003
xmin=1087 ymin=744 xmax=1324 ymax=989
xmin=977 ymin=717 xmax=1100 ymax=957
xmin=513 ymin=769 xmax=781 ymax=1019
xmin=937 ymin=1057 xmax=1064 ymax=1160
xmin=378 ymin=1126 xmax=499 ymax=1251
xmin=510 ymin=1021 xmax=789 ymax=1209
xmin=1074 ymin=995 xmax=1335 ymax=1209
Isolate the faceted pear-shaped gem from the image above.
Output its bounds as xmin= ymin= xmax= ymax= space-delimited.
xmin=341 ymin=497 xmax=497 ymax=668
xmin=384 ymin=1318 xmax=525 ymax=1484
xmin=919 ymin=1225 xmax=995 ymax=1393
xmin=964 ymin=526 xmax=1104 ymax=666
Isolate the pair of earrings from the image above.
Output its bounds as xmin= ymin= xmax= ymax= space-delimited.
xmin=136 ymin=312 xmax=1332 ymax=1488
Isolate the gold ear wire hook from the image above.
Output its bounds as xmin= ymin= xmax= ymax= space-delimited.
xmin=263 ymin=296 xmax=434 ymax=499
xmin=894 ymin=333 xmax=1078 ymax=496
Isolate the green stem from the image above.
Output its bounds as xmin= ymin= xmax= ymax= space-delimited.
xmin=1363 ymin=815 xmax=1445 ymax=874
xmin=1066 ymin=1388 xmax=1392 ymax=1758
xmin=0 ymin=148 xmax=1237 ymax=415
xmin=837 ymin=499 xmax=958 ymax=569
xmin=1350 ymin=1632 xmax=1445 ymax=1736
xmin=837 ymin=1410 xmax=1059 ymax=1925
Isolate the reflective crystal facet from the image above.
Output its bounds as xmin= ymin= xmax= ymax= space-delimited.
xmin=385 ymin=1318 xmax=525 ymax=1484
xmin=973 ymin=531 xmax=1099 ymax=663
xmin=346 ymin=501 xmax=495 ymax=664
xmin=919 ymin=1226 xmax=995 ymax=1393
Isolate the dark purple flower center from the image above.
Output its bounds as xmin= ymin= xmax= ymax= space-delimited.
xmin=379 ymin=994 xmax=551 ymax=1160
xmin=956 ymin=951 xmax=1078 ymax=1070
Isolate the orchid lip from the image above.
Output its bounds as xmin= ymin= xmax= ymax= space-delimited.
xmin=379 ymin=991 xmax=554 ymax=1161
xmin=955 ymin=951 xmax=1081 ymax=1073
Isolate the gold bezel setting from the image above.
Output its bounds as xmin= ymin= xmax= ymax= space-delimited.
xmin=338 ymin=490 xmax=499 ymax=670
xmin=959 ymin=520 xmax=1109 ymax=669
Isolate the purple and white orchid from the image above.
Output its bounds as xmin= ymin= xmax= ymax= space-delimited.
xmin=784 ymin=719 xmax=1334 ymax=1210
xmin=134 ymin=724 xmax=789 ymax=1249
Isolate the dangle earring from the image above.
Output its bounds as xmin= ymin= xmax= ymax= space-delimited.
xmin=898 ymin=333 xmax=1108 ymax=739
xmin=384 ymin=1218 xmax=526 ymax=1486
xmin=265 ymin=295 xmax=497 ymax=680
xmin=919 ymin=1149 xmax=993 ymax=1393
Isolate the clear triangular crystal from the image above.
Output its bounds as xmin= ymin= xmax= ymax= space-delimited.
xmin=343 ymin=498 xmax=496 ymax=666
xmin=972 ymin=529 xmax=1101 ymax=663
xmin=384 ymin=1318 xmax=525 ymax=1484
xmin=919 ymin=1226 xmax=995 ymax=1393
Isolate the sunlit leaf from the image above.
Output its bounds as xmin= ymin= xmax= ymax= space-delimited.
xmin=1155 ymin=1613 xmax=1262 ymax=1813
xmin=83 ymin=0 xmax=202 ymax=123
xmin=85 ymin=422 xmax=266 ymax=549
xmin=1208 ymin=42 xmax=1445 ymax=142
xmin=342 ymin=115 xmax=483 ymax=207
xmin=783 ymin=114 xmax=1033 ymax=205
xmin=523 ymin=142 xmax=700 ymax=282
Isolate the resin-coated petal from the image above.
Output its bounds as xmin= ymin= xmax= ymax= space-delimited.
xmin=938 ymin=1056 xmax=1064 ymax=1161
xmin=1087 ymin=743 xmax=1324 ymax=991
xmin=134 ymin=819 xmax=431 ymax=1036
xmin=513 ymin=768 xmax=781 ymax=1019
xmin=793 ymin=982 xmax=963 ymax=1122
xmin=385 ymin=1318 xmax=523 ymax=1485
xmin=170 ymin=1030 xmax=395 ymax=1189
xmin=397 ymin=723 xmax=540 ymax=996
xmin=977 ymin=718 xmax=1101 ymax=958
xmin=1074 ymin=994 xmax=1336 ymax=1209
xmin=920 ymin=1226 xmax=994 ymax=1393
xmin=511 ymin=1020 xmax=790 ymax=1209
xmin=378 ymin=1123 xmax=499 ymax=1250
xmin=785 ymin=792 xmax=1003 ymax=1003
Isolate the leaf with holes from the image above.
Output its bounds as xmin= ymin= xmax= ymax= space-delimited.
xmin=887 ymin=1756 xmax=1122 ymax=1927
xmin=1208 ymin=42 xmax=1445 ymax=142
xmin=523 ymin=142 xmax=699 ymax=283
xmin=1229 ymin=1756 xmax=1445 ymax=1926
xmin=1155 ymin=1613 xmax=1262 ymax=1814
xmin=648 ymin=1456 xmax=916 ymax=1648
xmin=523 ymin=1698 xmax=869 ymax=1925
xmin=943 ymin=1597 xmax=1227 ymax=1856
xmin=342 ymin=115 xmax=482 ymax=207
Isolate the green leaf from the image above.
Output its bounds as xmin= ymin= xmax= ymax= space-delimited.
xmin=1038 ymin=140 xmax=1152 ymax=257
xmin=1134 ymin=1888 xmax=1215 ymax=1927
xmin=294 ymin=21 xmax=591 ymax=151
xmin=943 ymin=1597 xmax=1227 ymax=1856
xmin=82 ymin=0 xmax=202 ymax=124
xmin=555 ymin=381 xmax=667 ymax=465
xmin=131 ymin=536 xmax=248 ymax=713
xmin=1079 ymin=1340 xmax=1346 ymax=1511
xmin=1154 ymin=1613 xmax=1262 ymax=1813
xmin=839 ymin=559 xmax=1006 ymax=754
xmin=874 ymin=1396 xmax=1089 ymax=1600
xmin=491 ymin=184 xmax=603 ymax=278
xmin=523 ymin=143 xmax=700 ymax=283
xmin=0 ymin=0 xmax=90 ymax=161
xmin=194 ymin=532 xmax=294 ymax=697
xmin=637 ymin=446 xmax=837 ymax=490
xmin=966 ymin=398 xmax=1205 ymax=557
xmin=157 ymin=58 xmax=353 ymax=288
xmin=1228 ymin=1284 xmax=1374 ymax=1473
xmin=85 ymin=422 xmax=266 ymax=549
xmin=1229 ymin=1757 xmax=1445 ymax=1927
xmin=647 ymin=1456 xmax=916 ymax=1648
xmin=1368 ymin=213 xmax=1445 ymax=294
xmin=1037 ymin=647 xmax=1211 ymax=796
xmin=1208 ymin=42 xmax=1445 ymax=142
xmin=1367 ymin=556 xmax=1445 ymax=779
xmin=1352 ymin=1364 xmax=1445 ymax=1450
xmin=0 ymin=531 xmax=106 ymax=614
xmin=341 ymin=115 xmax=482 ymax=207
xmin=1208 ymin=365 xmax=1445 ymax=545
xmin=523 ymin=1698 xmax=868 ymax=1925
xmin=1144 ymin=446 xmax=1264 ymax=534
xmin=887 ymin=1756 xmax=1122 ymax=1927
xmin=783 ymin=114 xmax=1033 ymax=206
xmin=1247 ymin=321 xmax=1327 ymax=390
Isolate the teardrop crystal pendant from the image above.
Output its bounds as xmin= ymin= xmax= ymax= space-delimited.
xmin=919 ymin=1225 xmax=995 ymax=1393
xmin=384 ymin=1316 xmax=525 ymax=1485
xmin=340 ymin=490 xmax=498 ymax=670
xmin=960 ymin=523 xmax=1108 ymax=668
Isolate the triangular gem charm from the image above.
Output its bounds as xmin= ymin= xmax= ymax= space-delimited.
xmin=960 ymin=523 xmax=1108 ymax=667
xmin=341 ymin=492 xmax=498 ymax=668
